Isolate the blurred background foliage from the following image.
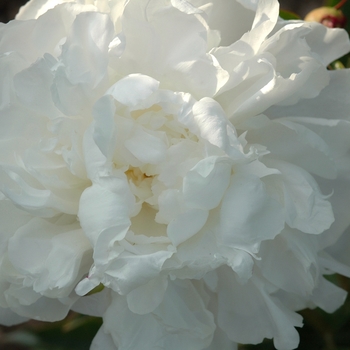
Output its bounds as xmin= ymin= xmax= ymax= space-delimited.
xmin=0 ymin=0 xmax=350 ymax=349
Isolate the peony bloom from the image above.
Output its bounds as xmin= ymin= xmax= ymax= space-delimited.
xmin=1 ymin=0 xmax=350 ymax=349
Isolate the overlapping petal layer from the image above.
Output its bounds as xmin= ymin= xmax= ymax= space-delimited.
xmin=0 ymin=0 xmax=350 ymax=349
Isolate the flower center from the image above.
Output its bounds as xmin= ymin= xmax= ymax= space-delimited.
xmin=125 ymin=166 xmax=156 ymax=206
xmin=125 ymin=167 xmax=153 ymax=187
xmin=125 ymin=167 xmax=167 ymax=238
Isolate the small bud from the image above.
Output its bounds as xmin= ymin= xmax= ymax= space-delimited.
xmin=304 ymin=5 xmax=347 ymax=28
xmin=329 ymin=60 xmax=346 ymax=69
xmin=86 ymin=283 xmax=105 ymax=296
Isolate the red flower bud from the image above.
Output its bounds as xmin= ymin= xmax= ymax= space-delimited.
xmin=304 ymin=6 xmax=347 ymax=28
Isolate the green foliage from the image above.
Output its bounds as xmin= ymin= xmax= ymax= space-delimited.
xmin=325 ymin=0 xmax=342 ymax=7
xmin=279 ymin=10 xmax=301 ymax=20
xmin=0 ymin=314 xmax=102 ymax=350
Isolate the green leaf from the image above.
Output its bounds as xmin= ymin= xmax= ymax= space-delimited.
xmin=86 ymin=283 xmax=105 ymax=296
xmin=279 ymin=9 xmax=301 ymax=20
xmin=324 ymin=0 xmax=340 ymax=6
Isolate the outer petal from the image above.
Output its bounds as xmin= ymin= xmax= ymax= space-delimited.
xmin=0 ymin=200 xmax=32 ymax=251
xmin=1 ymin=166 xmax=78 ymax=217
xmin=8 ymin=217 xmax=92 ymax=297
xmin=72 ymin=288 xmax=112 ymax=318
xmin=102 ymin=280 xmax=215 ymax=350
xmin=1 ymin=7 xmax=66 ymax=65
xmin=263 ymin=160 xmax=334 ymax=234
xmin=217 ymin=266 xmax=303 ymax=350
xmin=304 ymin=23 xmax=350 ymax=66
xmin=189 ymin=0 xmax=255 ymax=46
xmin=112 ymin=0 xmax=226 ymax=97
xmin=91 ymin=327 xmax=118 ymax=350
xmin=16 ymin=0 xmax=91 ymax=20
xmin=126 ymin=276 xmax=168 ymax=314
xmin=310 ymin=276 xmax=347 ymax=313
xmin=13 ymin=56 xmax=61 ymax=118
xmin=266 ymin=69 xmax=350 ymax=121
xmin=93 ymin=246 xmax=173 ymax=295
xmin=4 ymin=290 xmax=77 ymax=322
xmin=219 ymin=173 xmax=284 ymax=253
xmin=242 ymin=0 xmax=279 ymax=52
xmin=52 ymin=11 xmax=114 ymax=116
xmin=0 ymin=307 xmax=28 ymax=326
xmin=259 ymin=228 xmax=319 ymax=296
xmin=213 ymin=17 xmax=350 ymax=120
xmin=240 ymin=115 xmax=337 ymax=179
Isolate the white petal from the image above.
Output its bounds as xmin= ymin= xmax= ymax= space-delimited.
xmin=1 ymin=167 xmax=78 ymax=216
xmin=107 ymin=74 xmax=159 ymax=107
xmin=167 ymin=208 xmax=209 ymax=246
xmin=126 ymin=276 xmax=168 ymax=314
xmin=13 ymin=56 xmax=59 ymax=117
xmin=195 ymin=0 xmax=255 ymax=46
xmin=4 ymin=284 xmax=78 ymax=321
xmin=72 ymin=288 xmax=112 ymax=317
xmin=125 ymin=127 xmax=167 ymax=164
xmin=92 ymin=95 xmax=117 ymax=161
xmin=183 ymin=156 xmax=232 ymax=210
xmin=103 ymin=281 xmax=215 ymax=350
xmin=304 ymin=23 xmax=350 ymax=66
xmin=60 ymin=11 xmax=114 ymax=87
xmin=192 ymin=98 xmax=245 ymax=159
xmin=244 ymin=0 xmax=279 ymax=52
xmin=241 ymin=115 xmax=337 ymax=179
xmin=311 ymin=277 xmax=347 ymax=313
xmin=114 ymin=0 xmax=223 ymax=97
xmin=91 ymin=327 xmax=117 ymax=350
xmin=8 ymin=218 xmax=91 ymax=296
xmin=266 ymin=69 xmax=350 ymax=120
xmin=265 ymin=159 xmax=334 ymax=234
xmin=94 ymin=248 xmax=173 ymax=295
xmin=0 ymin=307 xmax=28 ymax=326
xmin=219 ymin=173 xmax=284 ymax=253
xmin=259 ymin=228 xmax=319 ymax=296
xmin=83 ymin=95 xmax=117 ymax=180
xmin=78 ymin=176 xmax=134 ymax=259
xmin=0 ymin=199 xmax=32 ymax=251
xmin=217 ymin=267 xmax=302 ymax=350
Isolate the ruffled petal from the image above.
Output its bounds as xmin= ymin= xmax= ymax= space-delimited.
xmin=0 ymin=307 xmax=28 ymax=326
xmin=78 ymin=176 xmax=134 ymax=253
xmin=101 ymin=281 xmax=215 ymax=350
xmin=217 ymin=266 xmax=303 ymax=350
xmin=8 ymin=217 xmax=92 ymax=296
xmin=183 ymin=156 xmax=232 ymax=210
xmin=112 ymin=0 xmax=226 ymax=97
xmin=263 ymin=159 xmax=334 ymax=234
xmin=219 ymin=173 xmax=284 ymax=253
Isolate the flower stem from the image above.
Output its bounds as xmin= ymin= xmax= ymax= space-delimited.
xmin=335 ymin=0 xmax=347 ymax=10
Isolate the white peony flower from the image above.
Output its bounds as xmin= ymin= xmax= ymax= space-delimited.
xmin=1 ymin=0 xmax=350 ymax=348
